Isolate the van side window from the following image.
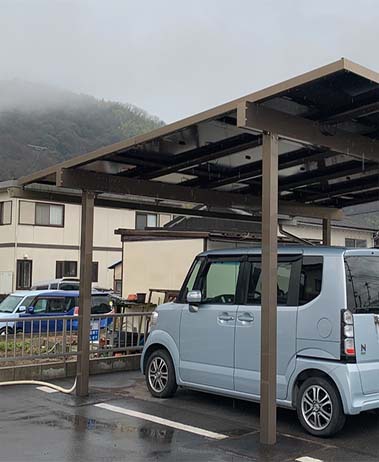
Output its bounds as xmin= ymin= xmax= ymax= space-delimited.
xmin=200 ymin=260 xmax=240 ymax=304
xmin=299 ymin=257 xmax=323 ymax=305
xmin=48 ymin=298 xmax=68 ymax=313
xmin=179 ymin=259 xmax=203 ymax=302
xmin=247 ymin=262 xmax=294 ymax=305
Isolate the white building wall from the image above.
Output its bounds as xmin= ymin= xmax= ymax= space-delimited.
xmin=0 ymin=193 xmax=135 ymax=291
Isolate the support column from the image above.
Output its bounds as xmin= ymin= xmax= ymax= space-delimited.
xmin=260 ymin=132 xmax=279 ymax=445
xmin=322 ymin=218 xmax=331 ymax=246
xmin=76 ymin=190 xmax=95 ymax=397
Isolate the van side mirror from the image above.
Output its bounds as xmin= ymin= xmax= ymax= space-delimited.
xmin=187 ymin=290 xmax=202 ymax=312
xmin=27 ymin=306 xmax=35 ymax=314
xmin=18 ymin=306 xmax=26 ymax=313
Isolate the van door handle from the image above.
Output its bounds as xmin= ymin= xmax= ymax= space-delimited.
xmin=238 ymin=313 xmax=254 ymax=323
xmin=218 ymin=313 xmax=234 ymax=322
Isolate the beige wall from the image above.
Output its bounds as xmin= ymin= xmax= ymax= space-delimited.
xmin=283 ymin=223 xmax=374 ymax=247
xmin=122 ymin=239 xmax=204 ymax=302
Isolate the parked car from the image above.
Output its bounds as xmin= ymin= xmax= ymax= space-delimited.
xmin=31 ymin=278 xmax=80 ymax=291
xmin=0 ymin=290 xmax=113 ymax=334
xmin=141 ymin=246 xmax=379 ymax=437
xmin=0 ymin=290 xmax=41 ymax=334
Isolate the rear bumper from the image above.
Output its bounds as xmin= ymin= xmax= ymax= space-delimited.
xmin=294 ymin=358 xmax=379 ymax=415
xmin=339 ymin=363 xmax=379 ymax=414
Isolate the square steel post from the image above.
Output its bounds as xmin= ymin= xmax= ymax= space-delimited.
xmin=76 ymin=190 xmax=95 ymax=397
xmin=322 ymin=218 xmax=332 ymax=245
xmin=260 ymin=132 xmax=279 ymax=445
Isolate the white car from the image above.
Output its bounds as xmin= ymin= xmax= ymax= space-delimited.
xmin=0 ymin=291 xmax=42 ymax=335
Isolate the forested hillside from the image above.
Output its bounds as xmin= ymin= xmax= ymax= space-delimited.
xmin=0 ymin=81 xmax=164 ymax=180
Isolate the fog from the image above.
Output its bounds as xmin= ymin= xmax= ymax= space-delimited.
xmin=1 ymin=0 xmax=379 ymax=122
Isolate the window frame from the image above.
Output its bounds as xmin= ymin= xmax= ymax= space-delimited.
xmin=241 ymin=255 xmax=302 ymax=307
xmin=16 ymin=259 xmax=33 ymax=290
xmin=194 ymin=255 xmax=246 ymax=306
xmin=0 ymin=201 xmax=12 ymax=225
xmin=35 ymin=202 xmax=65 ymax=228
xmin=32 ymin=296 xmax=68 ymax=314
xmin=135 ymin=212 xmax=158 ymax=230
xmin=299 ymin=256 xmax=323 ymax=306
xmin=178 ymin=257 xmax=206 ymax=303
xmin=56 ymin=261 xmax=78 ymax=278
xmin=345 ymin=238 xmax=367 ymax=248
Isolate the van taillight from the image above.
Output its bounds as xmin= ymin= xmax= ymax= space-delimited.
xmin=74 ymin=306 xmax=79 ymax=316
xmin=342 ymin=310 xmax=355 ymax=357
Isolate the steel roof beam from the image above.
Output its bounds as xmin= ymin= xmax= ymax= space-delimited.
xmin=57 ymin=168 xmax=342 ymax=220
xmin=238 ymin=102 xmax=379 ymax=161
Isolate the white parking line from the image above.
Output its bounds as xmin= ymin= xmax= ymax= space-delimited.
xmin=94 ymin=402 xmax=228 ymax=440
xmin=36 ymin=386 xmax=58 ymax=394
xmin=296 ymin=457 xmax=323 ymax=462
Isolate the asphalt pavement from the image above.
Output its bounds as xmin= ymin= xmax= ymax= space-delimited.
xmin=0 ymin=370 xmax=378 ymax=461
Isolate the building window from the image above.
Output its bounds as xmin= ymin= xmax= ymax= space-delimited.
xmin=35 ymin=203 xmax=64 ymax=227
xmin=135 ymin=212 xmax=158 ymax=230
xmin=345 ymin=238 xmax=367 ymax=248
xmin=56 ymin=261 xmax=77 ymax=278
xmin=114 ymin=279 xmax=122 ymax=294
xmin=92 ymin=262 xmax=99 ymax=283
xmin=16 ymin=260 xmax=33 ymax=289
xmin=0 ymin=201 xmax=12 ymax=225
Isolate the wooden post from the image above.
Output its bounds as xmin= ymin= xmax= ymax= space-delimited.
xmin=260 ymin=132 xmax=279 ymax=445
xmin=76 ymin=190 xmax=95 ymax=396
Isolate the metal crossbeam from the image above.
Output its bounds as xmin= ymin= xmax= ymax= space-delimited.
xmin=57 ymin=168 xmax=343 ymax=220
xmin=237 ymin=102 xmax=379 ymax=161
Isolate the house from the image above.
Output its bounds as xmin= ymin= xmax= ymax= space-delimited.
xmin=116 ymin=214 xmax=378 ymax=302
xmin=0 ymin=181 xmax=172 ymax=294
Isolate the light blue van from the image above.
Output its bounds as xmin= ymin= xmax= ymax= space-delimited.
xmin=141 ymin=246 xmax=379 ymax=436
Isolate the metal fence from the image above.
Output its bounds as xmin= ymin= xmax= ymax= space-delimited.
xmin=0 ymin=312 xmax=151 ymax=364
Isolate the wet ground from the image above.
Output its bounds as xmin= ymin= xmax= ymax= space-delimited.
xmin=1 ymin=371 xmax=379 ymax=461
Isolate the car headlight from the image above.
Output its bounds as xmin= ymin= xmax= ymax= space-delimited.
xmin=150 ymin=311 xmax=159 ymax=327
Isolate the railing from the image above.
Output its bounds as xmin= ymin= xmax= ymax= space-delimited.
xmin=0 ymin=312 xmax=151 ymax=364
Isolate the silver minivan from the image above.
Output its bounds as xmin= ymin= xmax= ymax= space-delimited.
xmin=141 ymin=246 xmax=379 ymax=436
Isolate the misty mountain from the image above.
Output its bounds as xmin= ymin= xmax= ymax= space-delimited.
xmin=0 ymin=80 xmax=164 ymax=180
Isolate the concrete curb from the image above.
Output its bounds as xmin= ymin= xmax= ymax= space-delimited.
xmin=0 ymin=354 xmax=141 ymax=381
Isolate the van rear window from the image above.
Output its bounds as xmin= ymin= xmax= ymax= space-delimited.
xmin=345 ymin=256 xmax=379 ymax=312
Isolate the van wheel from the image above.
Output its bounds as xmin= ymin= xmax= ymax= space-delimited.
xmin=296 ymin=377 xmax=346 ymax=437
xmin=146 ymin=349 xmax=177 ymax=398
xmin=0 ymin=327 xmax=13 ymax=336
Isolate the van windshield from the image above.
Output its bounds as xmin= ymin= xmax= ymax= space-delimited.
xmin=0 ymin=295 xmax=23 ymax=313
xmin=345 ymin=256 xmax=379 ymax=312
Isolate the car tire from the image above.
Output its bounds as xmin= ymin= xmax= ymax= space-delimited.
xmin=0 ymin=327 xmax=13 ymax=336
xmin=145 ymin=349 xmax=177 ymax=398
xmin=296 ymin=376 xmax=346 ymax=437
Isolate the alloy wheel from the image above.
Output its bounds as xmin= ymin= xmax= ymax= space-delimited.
xmin=301 ymin=384 xmax=333 ymax=431
xmin=148 ymin=357 xmax=169 ymax=393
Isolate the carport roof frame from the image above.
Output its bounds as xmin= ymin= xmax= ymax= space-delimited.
xmin=16 ymin=58 xmax=379 ymax=444
xmin=17 ymin=57 xmax=379 ymax=220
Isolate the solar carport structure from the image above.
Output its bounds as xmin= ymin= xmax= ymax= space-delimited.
xmin=18 ymin=58 xmax=379 ymax=444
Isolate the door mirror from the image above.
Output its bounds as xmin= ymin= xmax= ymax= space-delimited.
xmin=187 ymin=290 xmax=202 ymax=304
xmin=18 ymin=306 xmax=26 ymax=313
xmin=187 ymin=290 xmax=202 ymax=312
xmin=27 ymin=306 xmax=35 ymax=314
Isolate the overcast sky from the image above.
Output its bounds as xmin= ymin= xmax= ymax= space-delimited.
xmin=1 ymin=0 xmax=379 ymax=122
